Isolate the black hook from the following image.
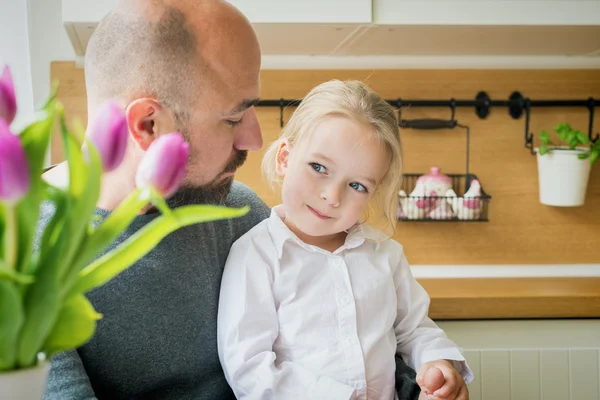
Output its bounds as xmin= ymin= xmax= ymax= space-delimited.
xmin=396 ymin=99 xmax=403 ymax=126
xmin=475 ymin=91 xmax=491 ymax=119
xmin=509 ymin=91 xmax=524 ymax=120
xmin=524 ymin=99 xmax=535 ymax=155
xmin=279 ymin=98 xmax=285 ymax=128
xmin=449 ymin=98 xmax=456 ymax=121
xmin=587 ymin=98 xmax=599 ymax=143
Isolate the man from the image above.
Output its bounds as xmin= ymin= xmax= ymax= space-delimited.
xmin=42 ymin=1 xmax=421 ymax=399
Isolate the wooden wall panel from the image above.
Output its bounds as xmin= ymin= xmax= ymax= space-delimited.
xmin=50 ymin=62 xmax=600 ymax=265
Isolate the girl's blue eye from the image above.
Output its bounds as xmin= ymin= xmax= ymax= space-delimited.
xmin=350 ymin=182 xmax=368 ymax=193
xmin=310 ymin=163 xmax=326 ymax=173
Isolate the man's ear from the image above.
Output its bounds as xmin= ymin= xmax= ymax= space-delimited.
xmin=126 ymin=98 xmax=174 ymax=151
xmin=275 ymin=140 xmax=291 ymax=177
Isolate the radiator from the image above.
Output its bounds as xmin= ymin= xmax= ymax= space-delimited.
xmin=464 ymin=348 xmax=600 ymax=400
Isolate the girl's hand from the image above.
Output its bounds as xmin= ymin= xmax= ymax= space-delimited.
xmin=416 ymin=359 xmax=469 ymax=400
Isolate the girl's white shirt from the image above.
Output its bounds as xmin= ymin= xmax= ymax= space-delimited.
xmin=218 ymin=205 xmax=473 ymax=400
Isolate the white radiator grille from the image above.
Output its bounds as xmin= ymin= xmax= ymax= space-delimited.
xmin=465 ymin=348 xmax=600 ymax=400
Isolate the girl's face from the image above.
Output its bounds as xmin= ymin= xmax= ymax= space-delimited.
xmin=276 ymin=115 xmax=389 ymax=248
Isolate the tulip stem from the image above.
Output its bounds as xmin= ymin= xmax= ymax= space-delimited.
xmin=4 ymin=204 xmax=17 ymax=270
xmin=148 ymin=188 xmax=172 ymax=216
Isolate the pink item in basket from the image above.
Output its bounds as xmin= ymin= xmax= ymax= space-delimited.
xmin=445 ymin=180 xmax=483 ymax=220
xmin=416 ymin=167 xmax=452 ymax=197
xmin=462 ymin=180 xmax=481 ymax=209
xmin=415 ymin=190 xmax=438 ymax=209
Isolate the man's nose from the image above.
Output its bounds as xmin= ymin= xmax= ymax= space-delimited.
xmin=233 ymin=108 xmax=262 ymax=151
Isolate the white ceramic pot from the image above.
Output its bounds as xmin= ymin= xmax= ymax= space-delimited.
xmin=536 ymin=147 xmax=592 ymax=207
xmin=0 ymin=362 xmax=49 ymax=400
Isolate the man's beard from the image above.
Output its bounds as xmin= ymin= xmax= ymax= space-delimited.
xmin=166 ymin=149 xmax=248 ymax=207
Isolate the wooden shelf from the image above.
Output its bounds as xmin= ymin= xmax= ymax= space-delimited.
xmin=420 ymin=278 xmax=600 ymax=320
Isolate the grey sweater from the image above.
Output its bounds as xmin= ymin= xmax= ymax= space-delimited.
xmin=43 ymin=182 xmax=270 ymax=400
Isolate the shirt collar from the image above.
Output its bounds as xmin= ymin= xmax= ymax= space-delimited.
xmin=267 ymin=205 xmax=384 ymax=259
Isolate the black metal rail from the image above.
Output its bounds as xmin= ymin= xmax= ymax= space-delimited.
xmin=257 ymin=91 xmax=599 ymax=153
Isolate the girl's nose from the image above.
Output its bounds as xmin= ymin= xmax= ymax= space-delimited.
xmin=320 ymin=186 xmax=341 ymax=208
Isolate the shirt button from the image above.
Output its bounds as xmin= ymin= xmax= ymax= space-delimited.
xmin=354 ymin=381 xmax=366 ymax=390
xmin=341 ymin=295 xmax=352 ymax=305
xmin=332 ymin=257 xmax=342 ymax=267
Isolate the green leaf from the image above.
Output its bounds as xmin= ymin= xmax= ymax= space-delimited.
xmin=56 ymin=119 xmax=102 ymax=284
xmin=0 ymin=281 xmax=24 ymax=371
xmin=578 ymin=153 xmax=589 ymax=160
xmin=67 ymin=205 xmax=249 ymax=298
xmin=539 ymin=130 xmax=551 ymax=145
xmin=57 ymin=105 xmax=86 ymax=197
xmin=37 ymin=186 xmax=70 ymax=275
xmin=539 ymin=145 xmax=549 ymax=155
xmin=554 ymin=123 xmax=570 ymax=140
xmin=0 ymin=203 xmax=4 ymax=261
xmin=590 ymin=150 xmax=599 ymax=165
xmin=567 ymin=137 xmax=579 ymax=149
xmin=554 ymin=122 xmax=571 ymax=134
xmin=16 ymin=226 xmax=67 ymax=368
xmin=16 ymin=105 xmax=56 ymax=275
xmin=42 ymin=81 xmax=59 ymax=112
xmin=59 ymin=188 xmax=147 ymax=300
xmin=43 ymin=295 xmax=102 ymax=358
xmin=0 ymin=260 xmax=34 ymax=284
xmin=576 ymin=130 xmax=589 ymax=145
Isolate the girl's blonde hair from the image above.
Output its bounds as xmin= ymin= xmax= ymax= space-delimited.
xmin=262 ymin=79 xmax=403 ymax=236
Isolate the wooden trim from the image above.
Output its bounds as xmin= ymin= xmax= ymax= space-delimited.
xmin=421 ymin=278 xmax=600 ymax=320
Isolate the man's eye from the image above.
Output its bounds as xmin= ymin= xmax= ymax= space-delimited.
xmin=310 ymin=163 xmax=326 ymax=173
xmin=226 ymin=118 xmax=243 ymax=127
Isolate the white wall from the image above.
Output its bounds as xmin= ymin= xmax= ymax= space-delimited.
xmin=0 ymin=0 xmax=34 ymax=130
xmin=0 ymin=0 xmax=76 ymax=129
xmin=28 ymin=0 xmax=76 ymax=107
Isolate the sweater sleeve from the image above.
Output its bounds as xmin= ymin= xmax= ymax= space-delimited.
xmin=44 ymin=350 xmax=97 ymax=400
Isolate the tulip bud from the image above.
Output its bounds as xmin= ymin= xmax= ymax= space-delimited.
xmin=87 ymin=101 xmax=128 ymax=171
xmin=0 ymin=119 xmax=30 ymax=203
xmin=135 ymin=132 xmax=189 ymax=198
xmin=0 ymin=65 xmax=17 ymax=125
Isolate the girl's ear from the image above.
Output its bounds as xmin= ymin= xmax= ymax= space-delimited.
xmin=275 ymin=140 xmax=291 ymax=177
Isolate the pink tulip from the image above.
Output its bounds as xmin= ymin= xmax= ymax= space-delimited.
xmin=0 ymin=65 xmax=17 ymax=125
xmin=135 ymin=132 xmax=189 ymax=198
xmin=0 ymin=119 xmax=30 ymax=203
xmin=87 ymin=101 xmax=128 ymax=171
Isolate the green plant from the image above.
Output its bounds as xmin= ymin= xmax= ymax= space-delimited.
xmin=539 ymin=122 xmax=600 ymax=165
xmin=0 ymin=65 xmax=248 ymax=371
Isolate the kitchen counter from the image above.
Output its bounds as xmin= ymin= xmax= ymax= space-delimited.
xmin=419 ymin=277 xmax=600 ymax=320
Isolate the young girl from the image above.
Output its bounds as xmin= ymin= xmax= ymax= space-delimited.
xmin=217 ymin=80 xmax=473 ymax=400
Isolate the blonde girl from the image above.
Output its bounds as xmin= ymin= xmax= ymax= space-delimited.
xmin=218 ymin=80 xmax=472 ymax=400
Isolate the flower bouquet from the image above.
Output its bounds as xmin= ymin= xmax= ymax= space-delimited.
xmin=0 ymin=65 xmax=247 ymax=398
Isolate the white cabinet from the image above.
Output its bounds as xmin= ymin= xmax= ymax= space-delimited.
xmin=228 ymin=0 xmax=372 ymax=24
xmin=61 ymin=0 xmax=600 ymax=67
xmin=62 ymin=0 xmax=372 ymax=56
xmin=374 ymin=0 xmax=600 ymax=25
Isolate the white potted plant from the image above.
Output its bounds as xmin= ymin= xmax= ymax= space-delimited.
xmin=0 ymin=65 xmax=247 ymax=399
xmin=536 ymin=122 xmax=599 ymax=206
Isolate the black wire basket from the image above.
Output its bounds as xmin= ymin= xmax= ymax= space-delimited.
xmin=397 ymin=174 xmax=491 ymax=222
xmin=396 ymin=117 xmax=492 ymax=222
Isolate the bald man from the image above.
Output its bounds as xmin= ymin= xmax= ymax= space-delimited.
xmin=42 ymin=1 xmax=421 ymax=399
